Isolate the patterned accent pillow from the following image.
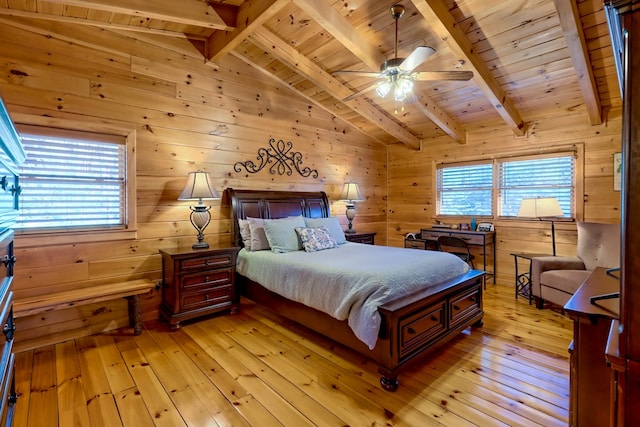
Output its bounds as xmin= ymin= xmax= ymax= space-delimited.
xmin=295 ymin=227 xmax=339 ymax=252
xmin=304 ymin=216 xmax=346 ymax=245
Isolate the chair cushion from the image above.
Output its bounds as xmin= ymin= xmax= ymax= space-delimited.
xmin=540 ymin=269 xmax=592 ymax=295
xmin=576 ymin=222 xmax=620 ymax=271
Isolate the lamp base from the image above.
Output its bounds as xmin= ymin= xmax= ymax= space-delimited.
xmin=192 ymin=241 xmax=209 ymax=249
xmin=344 ymin=229 xmax=356 ymax=234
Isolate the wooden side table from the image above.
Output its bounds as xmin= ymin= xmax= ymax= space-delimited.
xmin=160 ymin=245 xmax=240 ymax=330
xmin=345 ymin=232 xmax=376 ymax=245
xmin=510 ymin=252 xmax=551 ymax=304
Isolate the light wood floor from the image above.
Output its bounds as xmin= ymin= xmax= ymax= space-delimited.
xmin=13 ymin=284 xmax=573 ymax=427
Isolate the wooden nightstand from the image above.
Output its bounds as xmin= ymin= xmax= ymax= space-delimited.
xmin=159 ymin=245 xmax=240 ymax=330
xmin=345 ymin=232 xmax=376 ymax=245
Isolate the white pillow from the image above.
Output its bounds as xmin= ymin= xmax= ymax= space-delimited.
xmin=262 ymin=216 xmax=306 ymax=253
xmin=304 ymin=216 xmax=346 ymax=245
xmin=295 ymin=226 xmax=338 ymax=252
xmin=238 ymin=219 xmax=252 ymax=250
xmin=248 ymin=217 xmax=270 ymax=251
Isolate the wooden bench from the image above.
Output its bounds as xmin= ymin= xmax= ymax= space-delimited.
xmin=13 ymin=279 xmax=155 ymax=335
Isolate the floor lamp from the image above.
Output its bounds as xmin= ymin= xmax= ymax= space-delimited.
xmin=338 ymin=182 xmax=364 ymax=234
xmin=518 ymin=197 xmax=564 ymax=256
xmin=178 ymin=171 xmax=220 ymax=249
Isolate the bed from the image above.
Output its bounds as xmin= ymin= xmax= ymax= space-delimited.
xmin=226 ymin=188 xmax=485 ymax=391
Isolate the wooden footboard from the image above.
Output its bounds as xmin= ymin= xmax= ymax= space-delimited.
xmin=237 ymin=269 xmax=484 ymax=391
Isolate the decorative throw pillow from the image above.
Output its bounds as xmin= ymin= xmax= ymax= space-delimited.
xmin=262 ymin=216 xmax=306 ymax=253
xmin=295 ymin=226 xmax=339 ymax=252
xmin=248 ymin=217 xmax=270 ymax=251
xmin=238 ymin=219 xmax=252 ymax=250
xmin=304 ymin=216 xmax=346 ymax=245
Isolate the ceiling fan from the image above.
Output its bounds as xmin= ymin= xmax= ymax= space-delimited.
xmin=333 ymin=4 xmax=473 ymax=105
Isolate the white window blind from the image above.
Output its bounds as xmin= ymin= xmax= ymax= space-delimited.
xmin=16 ymin=131 xmax=126 ymax=230
xmin=499 ymin=155 xmax=574 ymax=217
xmin=437 ymin=163 xmax=493 ymax=216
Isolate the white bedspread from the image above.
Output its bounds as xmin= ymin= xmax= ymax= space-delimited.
xmin=236 ymin=243 xmax=471 ymax=349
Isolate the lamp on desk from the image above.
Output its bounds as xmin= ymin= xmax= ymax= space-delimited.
xmin=338 ymin=182 xmax=364 ymax=234
xmin=178 ymin=171 xmax=220 ymax=249
xmin=518 ymin=197 xmax=564 ymax=256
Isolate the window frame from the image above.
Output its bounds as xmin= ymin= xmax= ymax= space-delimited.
xmin=14 ymin=124 xmax=137 ymax=246
xmin=435 ymin=145 xmax=584 ymax=221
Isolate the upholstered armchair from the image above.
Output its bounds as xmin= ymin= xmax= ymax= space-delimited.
xmin=530 ymin=222 xmax=620 ymax=309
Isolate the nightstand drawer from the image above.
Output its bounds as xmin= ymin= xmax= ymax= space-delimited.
xmin=179 ymin=253 xmax=234 ymax=271
xmin=181 ymin=269 xmax=233 ymax=290
xmin=182 ymin=288 xmax=233 ymax=311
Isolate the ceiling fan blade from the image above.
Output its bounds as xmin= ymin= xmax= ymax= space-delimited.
xmin=342 ymin=81 xmax=381 ymax=102
xmin=399 ymin=46 xmax=436 ymax=72
xmin=333 ymin=70 xmax=383 ymax=78
xmin=413 ymin=70 xmax=474 ymax=81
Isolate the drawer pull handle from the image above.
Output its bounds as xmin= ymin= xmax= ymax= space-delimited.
xmin=407 ymin=327 xmax=415 ymax=334
xmin=453 ymin=305 xmax=460 ymax=311
xmin=3 ymin=322 xmax=16 ymax=340
xmin=2 ymin=255 xmax=16 ymax=267
xmin=431 ymin=315 xmax=438 ymax=322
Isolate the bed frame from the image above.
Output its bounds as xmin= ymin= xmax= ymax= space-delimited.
xmin=226 ymin=188 xmax=485 ymax=391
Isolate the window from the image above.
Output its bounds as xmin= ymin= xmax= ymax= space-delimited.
xmin=14 ymin=125 xmax=137 ymax=241
xmin=437 ymin=163 xmax=493 ymax=216
xmin=437 ymin=150 xmax=578 ymax=219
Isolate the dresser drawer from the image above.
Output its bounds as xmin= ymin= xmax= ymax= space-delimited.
xmin=420 ymin=230 xmax=449 ymax=241
xmin=398 ymin=301 xmax=446 ymax=358
xmin=179 ymin=253 xmax=234 ymax=271
xmin=449 ymin=232 xmax=485 ymax=246
xmin=182 ymin=288 xmax=233 ymax=311
xmin=450 ymin=286 xmax=482 ymax=327
xmin=180 ymin=268 xmax=233 ymax=291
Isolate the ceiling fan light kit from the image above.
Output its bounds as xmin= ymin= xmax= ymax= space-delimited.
xmin=333 ymin=3 xmax=473 ymax=109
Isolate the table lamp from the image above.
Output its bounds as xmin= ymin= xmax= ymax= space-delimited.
xmin=178 ymin=171 xmax=220 ymax=249
xmin=338 ymin=182 xmax=364 ymax=234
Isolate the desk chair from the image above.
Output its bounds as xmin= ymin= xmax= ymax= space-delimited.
xmin=437 ymin=236 xmax=476 ymax=269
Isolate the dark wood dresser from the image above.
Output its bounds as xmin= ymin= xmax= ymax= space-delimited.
xmin=159 ymin=245 xmax=239 ymax=330
xmin=345 ymin=232 xmax=376 ymax=245
xmin=0 ymin=95 xmax=25 ymax=425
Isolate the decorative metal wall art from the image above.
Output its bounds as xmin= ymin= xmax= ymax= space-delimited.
xmin=234 ymin=138 xmax=319 ymax=178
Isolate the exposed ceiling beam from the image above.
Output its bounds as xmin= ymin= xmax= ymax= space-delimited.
xmin=249 ymin=27 xmax=422 ymax=149
xmin=44 ymin=0 xmax=233 ymax=30
xmin=292 ymin=0 xmax=386 ymax=71
xmin=0 ymin=7 xmax=192 ymax=38
xmin=295 ymin=0 xmax=466 ymax=143
xmin=206 ymin=0 xmax=290 ymax=63
xmin=552 ymin=0 xmax=602 ymax=125
xmin=411 ymin=0 xmax=527 ymax=136
xmin=230 ymin=51 xmax=386 ymax=145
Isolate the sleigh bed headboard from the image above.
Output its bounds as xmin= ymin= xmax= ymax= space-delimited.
xmin=225 ymin=188 xmax=331 ymax=247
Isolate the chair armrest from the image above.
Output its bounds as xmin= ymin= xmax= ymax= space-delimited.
xmin=530 ymin=256 xmax=586 ymax=292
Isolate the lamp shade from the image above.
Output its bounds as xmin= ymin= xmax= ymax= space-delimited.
xmin=338 ymin=182 xmax=364 ymax=202
xmin=178 ymin=171 xmax=220 ymax=201
xmin=517 ymin=197 xmax=563 ymax=218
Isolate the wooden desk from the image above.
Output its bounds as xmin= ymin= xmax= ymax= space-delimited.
xmin=420 ymin=228 xmax=496 ymax=283
xmin=564 ymin=267 xmax=620 ymax=427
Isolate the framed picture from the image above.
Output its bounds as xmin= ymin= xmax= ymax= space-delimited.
xmin=614 ymin=152 xmax=622 ymax=191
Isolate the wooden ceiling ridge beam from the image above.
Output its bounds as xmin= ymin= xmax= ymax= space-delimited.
xmin=229 ymin=51 xmax=386 ymax=145
xmin=411 ymin=0 xmax=527 ymax=136
xmin=552 ymin=0 xmax=602 ymax=125
xmin=294 ymin=0 xmax=465 ymax=143
xmin=248 ymin=27 xmax=422 ymax=149
xmin=206 ymin=0 xmax=290 ymax=63
xmin=43 ymin=0 xmax=233 ymax=30
xmin=0 ymin=7 xmax=193 ymax=38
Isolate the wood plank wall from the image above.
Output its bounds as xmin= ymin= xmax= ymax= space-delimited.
xmin=0 ymin=20 xmax=622 ymax=351
xmin=0 ymin=23 xmax=386 ymax=351
xmin=388 ymin=108 xmax=623 ymax=285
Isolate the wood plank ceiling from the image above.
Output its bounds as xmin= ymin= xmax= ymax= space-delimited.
xmin=0 ymin=0 xmax=621 ymax=149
